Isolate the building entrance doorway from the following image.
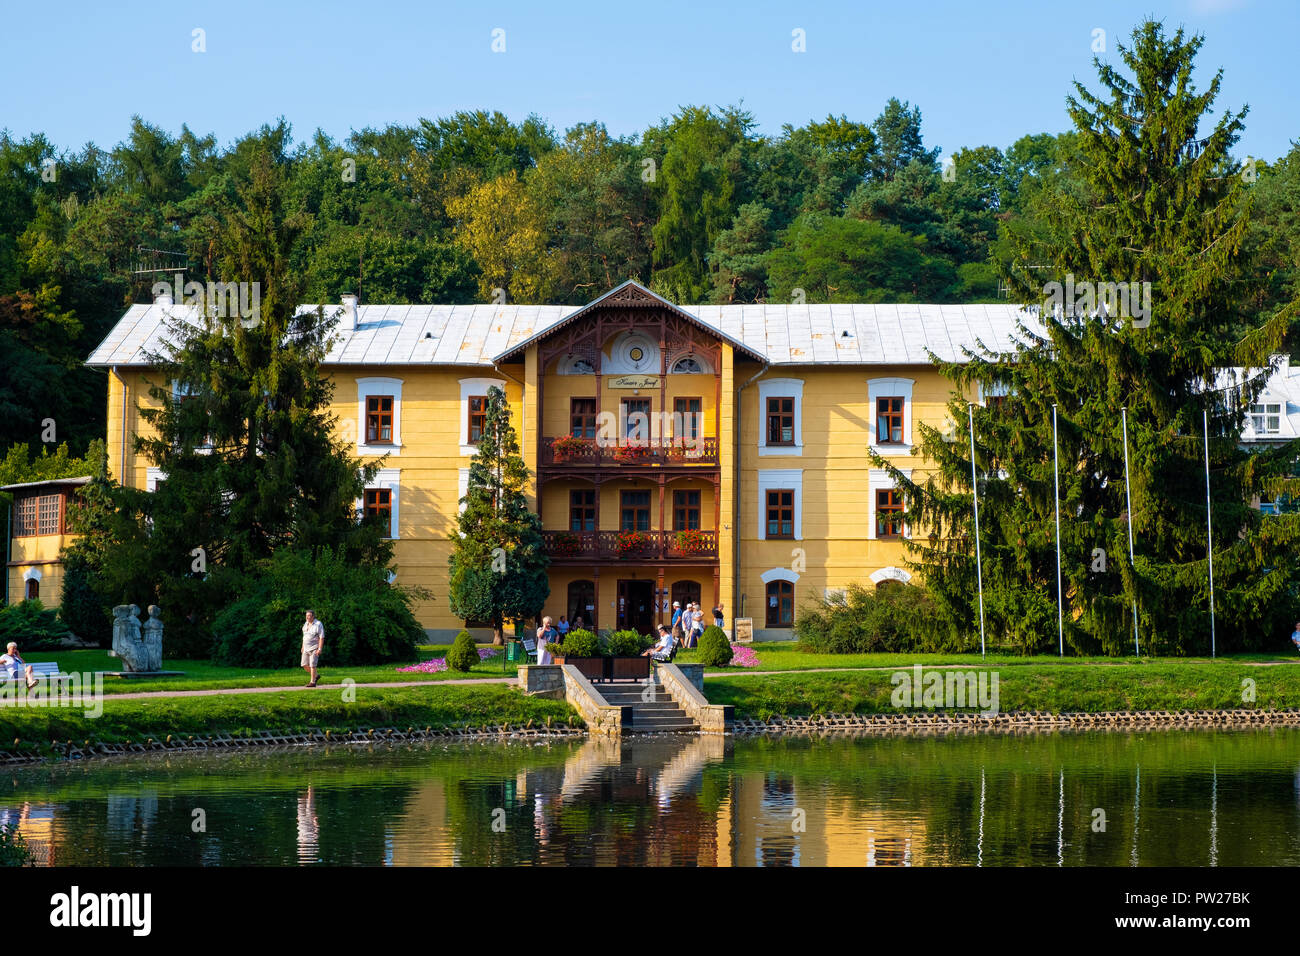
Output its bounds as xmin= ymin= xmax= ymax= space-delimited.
xmin=617 ymin=579 xmax=655 ymax=635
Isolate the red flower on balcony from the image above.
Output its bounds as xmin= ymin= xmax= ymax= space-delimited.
xmin=551 ymin=532 xmax=584 ymax=555
xmin=613 ymin=441 xmax=651 ymax=463
xmin=673 ymin=529 xmax=710 ymax=554
xmin=551 ymin=435 xmax=589 ymax=462
xmin=615 ymin=530 xmax=654 ymax=555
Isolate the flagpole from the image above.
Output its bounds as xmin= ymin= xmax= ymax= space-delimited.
xmin=1121 ymin=407 xmax=1139 ymax=657
xmin=968 ymin=403 xmax=986 ymax=659
xmin=1203 ymin=409 xmax=1217 ymax=659
xmin=1053 ymin=404 xmax=1064 ymax=657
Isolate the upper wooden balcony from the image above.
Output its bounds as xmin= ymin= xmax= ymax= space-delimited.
xmin=539 ymin=437 xmax=719 ymax=471
xmin=541 ymin=529 xmax=718 ymax=563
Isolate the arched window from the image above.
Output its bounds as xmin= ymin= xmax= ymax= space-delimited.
xmin=672 ymin=357 xmax=702 ymax=374
xmin=671 ymin=580 xmax=701 ymax=614
xmin=25 ymin=578 xmax=39 ymax=601
xmin=568 ymin=580 xmax=596 ymax=630
xmin=765 ymin=580 xmax=794 ymax=628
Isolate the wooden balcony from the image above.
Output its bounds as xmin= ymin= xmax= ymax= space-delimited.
xmin=541 ymin=529 xmax=718 ymax=563
xmin=540 ymin=437 xmax=718 ymax=470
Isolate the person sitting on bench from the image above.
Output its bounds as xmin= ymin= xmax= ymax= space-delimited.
xmin=1 ymin=642 xmax=37 ymax=690
xmin=642 ymin=625 xmax=675 ymax=661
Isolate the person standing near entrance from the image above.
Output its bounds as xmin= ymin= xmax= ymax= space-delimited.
xmin=671 ymin=601 xmax=683 ymax=632
xmin=537 ymin=617 xmax=558 ymax=665
xmin=557 ymin=615 xmax=569 ymax=643
xmin=712 ymin=602 xmax=724 ymax=629
xmin=301 ymin=610 xmax=324 ymax=687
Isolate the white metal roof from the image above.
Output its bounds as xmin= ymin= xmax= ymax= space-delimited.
xmin=87 ymin=298 xmax=1046 ymax=369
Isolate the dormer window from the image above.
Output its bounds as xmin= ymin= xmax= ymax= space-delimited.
xmin=1251 ymin=403 xmax=1282 ymax=435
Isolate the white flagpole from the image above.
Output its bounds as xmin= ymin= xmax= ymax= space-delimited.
xmin=967 ymin=403 xmax=982 ymax=658
xmin=1121 ymin=407 xmax=1139 ymax=657
xmin=1053 ymin=404 xmax=1064 ymax=657
xmin=1203 ymin=409 xmax=1217 ymax=659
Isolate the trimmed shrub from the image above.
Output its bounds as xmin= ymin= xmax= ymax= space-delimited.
xmin=697 ymin=625 xmax=733 ymax=666
xmin=446 ymin=631 xmax=478 ymax=672
xmin=604 ymin=629 xmax=652 ymax=657
xmin=211 ymin=548 xmax=422 ymax=668
xmin=557 ymin=628 xmax=599 ymax=658
xmin=0 ymin=599 xmax=70 ymax=650
xmin=795 ymin=583 xmax=953 ymax=653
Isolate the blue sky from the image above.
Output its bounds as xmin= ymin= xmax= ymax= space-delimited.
xmin=4 ymin=0 xmax=1296 ymax=162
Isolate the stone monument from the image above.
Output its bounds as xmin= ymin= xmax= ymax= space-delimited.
xmin=110 ymin=604 xmax=173 ymax=675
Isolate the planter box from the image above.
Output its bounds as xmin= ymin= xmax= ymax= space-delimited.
xmin=555 ymin=656 xmax=651 ymax=682
xmin=556 ymin=656 xmax=604 ymax=682
xmin=609 ymin=656 xmax=651 ymax=682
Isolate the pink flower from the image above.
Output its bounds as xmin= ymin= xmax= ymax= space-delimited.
xmin=729 ymin=644 xmax=761 ymax=668
xmin=397 ymin=658 xmax=449 ymax=674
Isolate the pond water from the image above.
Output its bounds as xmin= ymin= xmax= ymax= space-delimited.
xmin=5 ymin=729 xmax=1299 ymax=866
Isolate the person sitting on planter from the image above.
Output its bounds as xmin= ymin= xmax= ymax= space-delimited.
xmin=642 ymin=624 xmax=675 ymax=661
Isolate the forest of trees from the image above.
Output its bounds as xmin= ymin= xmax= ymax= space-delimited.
xmin=3 ymin=56 xmax=1300 ymax=475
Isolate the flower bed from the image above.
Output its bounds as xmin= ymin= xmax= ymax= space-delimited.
xmin=729 ymin=644 xmax=761 ymax=668
xmin=397 ymin=658 xmax=449 ymax=674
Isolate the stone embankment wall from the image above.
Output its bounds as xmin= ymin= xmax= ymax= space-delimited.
xmin=657 ymin=663 xmax=733 ymax=733
xmin=733 ymin=709 xmax=1300 ymax=736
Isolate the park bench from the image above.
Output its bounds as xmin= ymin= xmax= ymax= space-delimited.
xmin=520 ymin=636 xmax=539 ymax=664
xmin=2 ymin=661 xmax=66 ymax=683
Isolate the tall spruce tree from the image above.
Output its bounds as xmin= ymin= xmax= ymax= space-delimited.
xmin=115 ymin=150 xmax=391 ymax=647
xmin=884 ymin=21 xmax=1300 ymax=655
xmin=448 ymin=386 xmax=549 ymax=644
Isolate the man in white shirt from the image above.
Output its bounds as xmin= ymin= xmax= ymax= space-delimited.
xmin=642 ymin=624 xmax=675 ymax=661
xmin=301 ymin=610 xmax=325 ymax=687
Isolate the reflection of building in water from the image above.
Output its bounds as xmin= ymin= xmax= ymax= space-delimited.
xmin=296 ymin=785 xmax=319 ymax=864
xmin=716 ymin=773 xmax=926 ymax=866
xmin=0 ymin=803 xmax=55 ymax=865
xmin=389 ymin=779 xmax=454 ymax=866
xmin=107 ymin=793 xmax=157 ymax=838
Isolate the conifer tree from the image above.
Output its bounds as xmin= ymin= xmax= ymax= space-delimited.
xmin=109 ymin=150 xmax=392 ymax=647
xmin=885 ymin=21 xmax=1300 ymax=655
xmin=448 ymin=386 xmax=550 ymax=644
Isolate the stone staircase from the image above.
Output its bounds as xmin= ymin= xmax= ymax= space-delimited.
xmin=598 ymin=680 xmax=699 ymax=734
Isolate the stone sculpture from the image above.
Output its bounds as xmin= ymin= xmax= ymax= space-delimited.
xmin=112 ymin=604 xmax=163 ymax=673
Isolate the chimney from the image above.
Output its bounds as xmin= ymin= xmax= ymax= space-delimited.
xmin=340 ymin=294 xmax=358 ymax=332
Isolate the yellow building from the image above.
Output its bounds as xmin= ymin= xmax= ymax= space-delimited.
xmin=85 ymin=280 xmax=1022 ymax=639
xmin=3 ymin=477 xmax=89 ymax=608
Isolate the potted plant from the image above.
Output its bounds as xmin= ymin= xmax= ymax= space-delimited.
xmin=604 ymin=629 xmax=653 ymax=680
xmin=551 ymin=532 xmax=584 ymax=556
xmin=615 ymin=530 xmax=653 ymax=556
xmin=673 ymin=528 xmax=709 ymax=554
xmin=552 ymin=628 xmax=603 ymax=681
xmin=613 ymin=441 xmax=649 ymax=463
xmin=551 ymin=435 xmax=587 ymax=462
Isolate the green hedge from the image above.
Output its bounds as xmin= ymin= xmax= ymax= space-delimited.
xmin=211 ymin=549 xmax=421 ymax=668
xmin=794 ymin=583 xmax=954 ymax=653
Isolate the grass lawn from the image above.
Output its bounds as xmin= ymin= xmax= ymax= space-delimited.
xmin=676 ymin=641 xmax=1299 ymax=673
xmin=706 ymin=659 xmax=1300 ymax=719
xmin=0 ymin=683 xmax=577 ymax=751
xmin=28 ymin=643 xmax=522 ymax=694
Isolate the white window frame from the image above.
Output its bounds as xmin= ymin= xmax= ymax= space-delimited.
xmin=357 ymin=377 xmax=404 ymax=457
xmin=868 ymin=468 xmax=912 ymax=541
xmin=357 ymin=467 xmax=400 ymax=540
xmin=758 ymin=469 xmax=803 ymax=541
xmin=758 ymin=378 xmax=804 ymax=457
xmin=870 ymin=566 xmax=913 ymax=585
xmin=1249 ymin=402 xmax=1282 ymax=436
xmin=459 ymin=377 xmax=505 ymax=456
xmin=458 ymin=468 xmax=470 ymax=518
xmin=868 ymin=377 xmax=915 ymax=456
xmin=146 ymin=467 xmax=167 ymax=492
